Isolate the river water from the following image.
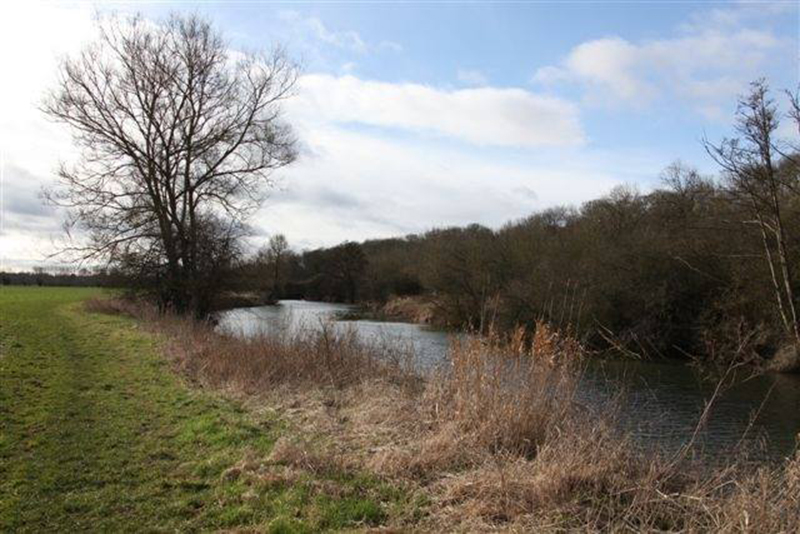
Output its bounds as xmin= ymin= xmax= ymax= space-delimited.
xmin=217 ymin=300 xmax=800 ymax=463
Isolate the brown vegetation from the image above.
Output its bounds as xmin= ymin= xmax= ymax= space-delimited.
xmin=376 ymin=296 xmax=441 ymax=325
xmin=87 ymin=296 xmax=800 ymax=531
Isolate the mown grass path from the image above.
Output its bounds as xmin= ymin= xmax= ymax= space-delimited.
xmin=0 ymin=287 xmax=407 ymax=532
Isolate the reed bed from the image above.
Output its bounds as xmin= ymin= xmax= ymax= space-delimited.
xmin=86 ymin=297 xmax=800 ymax=532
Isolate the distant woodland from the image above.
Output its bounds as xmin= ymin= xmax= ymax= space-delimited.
xmin=243 ymin=82 xmax=800 ymax=365
xmin=243 ymin=160 xmax=796 ymax=364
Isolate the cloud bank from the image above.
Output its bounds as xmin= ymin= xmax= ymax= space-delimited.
xmin=533 ymin=6 xmax=785 ymax=116
xmin=290 ymin=74 xmax=585 ymax=148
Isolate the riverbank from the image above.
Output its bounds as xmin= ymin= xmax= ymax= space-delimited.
xmin=352 ymin=295 xmax=800 ymax=374
xmin=210 ymin=290 xmax=275 ymax=312
xmin=377 ymin=295 xmax=441 ymax=325
xmin=69 ymin=291 xmax=800 ymax=529
xmin=345 ymin=295 xmax=449 ymax=327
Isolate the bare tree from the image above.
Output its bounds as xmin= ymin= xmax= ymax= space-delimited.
xmin=256 ymin=233 xmax=289 ymax=300
xmin=43 ymin=12 xmax=297 ymax=316
xmin=705 ymin=80 xmax=800 ymax=344
xmin=269 ymin=234 xmax=289 ymax=298
xmin=782 ymin=87 xmax=800 ymax=165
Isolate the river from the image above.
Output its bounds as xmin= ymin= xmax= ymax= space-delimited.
xmin=217 ymin=300 xmax=800 ymax=463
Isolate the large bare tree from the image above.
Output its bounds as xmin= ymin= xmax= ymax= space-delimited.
xmin=43 ymin=13 xmax=297 ymax=316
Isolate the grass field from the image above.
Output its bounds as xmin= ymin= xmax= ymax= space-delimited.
xmin=0 ymin=287 xmax=411 ymax=532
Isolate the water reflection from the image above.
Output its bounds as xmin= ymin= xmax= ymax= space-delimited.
xmin=581 ymin=360 xmax=800 ymax=462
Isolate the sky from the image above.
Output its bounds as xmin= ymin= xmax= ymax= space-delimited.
xmin=0 ymin=1 xmax=798 ymax=270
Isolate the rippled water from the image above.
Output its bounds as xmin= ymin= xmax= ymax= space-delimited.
xmin=217 ymin=300 xmax=800 ymax=462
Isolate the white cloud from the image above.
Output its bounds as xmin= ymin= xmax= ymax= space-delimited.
xmin=340 ymin=61 xmax=357 ymax=74
xmin=306 ymin=17 xmax=366 ymax=53
xmin=378 ymin=40 xmax=403 ymax=53
xmin=680 ymin=2 xmax=796 ymax=33
xmin=254 ymin=125 xmax=628 ymax=251
xmin=541 ymin=37 xmax=649 ymax=103
xmin=279 ymin=10 xmax=402 ymax=55
xmin=0 ymin=1 xmax=98 ymax=270
xmin=533 ymin=6 xmax=785 ymax=111
xmin=289 ymin=74 xmax=585 ymax=148
xmin=457 ymin=68 xmax=488 ymax=87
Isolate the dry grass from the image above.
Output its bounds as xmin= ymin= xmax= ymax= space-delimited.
xmin=86 ymin=297 xmax=800 ymax=532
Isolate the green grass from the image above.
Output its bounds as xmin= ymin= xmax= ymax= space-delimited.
xmin=0 ymin=286 xmax=410 ymax=532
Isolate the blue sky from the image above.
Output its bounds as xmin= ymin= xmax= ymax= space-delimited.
xmin=158 ymin=1 xmax=798 ymax=160
xmin=0 ymin=1 xmax=798 ymax=268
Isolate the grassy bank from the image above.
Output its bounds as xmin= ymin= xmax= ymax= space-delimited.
xmin=0 ymin=287 xmax=417 ymax=532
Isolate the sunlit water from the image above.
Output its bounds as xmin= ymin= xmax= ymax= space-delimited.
xmin=217 ymin=300 xmax=800 ymax=463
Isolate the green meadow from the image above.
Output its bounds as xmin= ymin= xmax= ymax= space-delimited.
xmin=0 ymin=287 xmax=409 ymax=532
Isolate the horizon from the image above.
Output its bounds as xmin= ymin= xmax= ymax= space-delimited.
xmin=1 ymin=0 xmax=798 ymax=270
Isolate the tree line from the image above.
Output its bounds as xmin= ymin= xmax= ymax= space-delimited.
xmin=0 ymin=267 xmax=112 ymax=287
